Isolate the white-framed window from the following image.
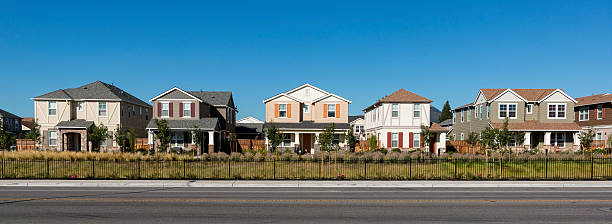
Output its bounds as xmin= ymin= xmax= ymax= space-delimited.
xmin=413 ymin=133 xmax=420 ymax=148
xmin=48 ymin=131 xmax=57 ymax=146
xmin=303 ymin=104 xmax=310 ymax=113
xmin=467 ymin=108 xmax=470 ymax=121
xmin=548 ymin=103 xmax=566 ymax=119
xmin=280 ymin=134 xmax=292 ymax=147
xmin=48 ymin=101 xmax=57 ymax=115
xmin=391 ymin=133 xmax=398 ymax=148
xmin=460 ymin=133 xmax=465 ymax=141
xmin=487 ymin=104 xmax=490 ymax=119
xmin=77 ymin=102 xmax=83 ymax=111
xmin=596 ymin=132 xmax=603 ymax=140
xmin=461 ymin=110 xmax=464 ymax=123
xmin=597 ymin=105 xmax=603 ymax=120
xmin=550 ymin=132 xmax=565 ymax=147
xmin=479 ymin=105 xmax=483 ymax=120
xmin=579 ymin=107 xmax=589 ymax=121
xmin=498 ymin=103 xmax=517 ymax=119
xmin=414 ymin=104 xmax=420 ymax=118
xmin=526 ymin=104 xmax=533 ymax=114
xmin=453 ymin=111 xmax=456 ymax=123
xmin=183 ymin=103 xmax=191 ymax=118
xmin=278 ymin=104 xmax=287 ymax=118
xmin=327 ymin=104 xmax=336 ymax=118
xmin=392 ymin=104 xmax=399 ymax=118
xmin=171 ymin=132 xmax=184 ymax=148
xmin=474 ymin=106 xmax=478 ymax=119
xmin=98 ymin=102 xmax=107 ymax=116
xmin=161 ymin=102 xmax=169 ymax=117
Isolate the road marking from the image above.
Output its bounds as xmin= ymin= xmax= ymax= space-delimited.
xmin=2 ymin=189 xmax=612 ymax=194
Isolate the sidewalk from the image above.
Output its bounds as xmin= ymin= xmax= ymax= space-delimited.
xmin=2 ymin=180 xmax=612 ymax=188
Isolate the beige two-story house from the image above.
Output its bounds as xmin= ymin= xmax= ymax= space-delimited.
xmin=146 ymin=87 xmax=236 ymax=154
xmin=263 ymin=84 xmax=351 ymax=153
xmin=32 ymin=81 xmax=152 ymax=152
xmin=451 ymin=89 xmax=581 ymax=151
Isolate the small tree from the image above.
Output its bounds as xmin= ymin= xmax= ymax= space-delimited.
xmin=318 ymin=123 xmax=336 ymax=152
xmin=466 ymin=132 xmax=479 ymax=154
xmin=579 ymin=129 xmax=595 ymax=159
xmin=89 ymin=124 xmax=109 ymax=152
xmin=265 ymin=123 xmax=284 ymax=153
xmin=346 ymin=125 xmax=358 ymax=152
xmin=368 ymin=135 xmax=378 ymax=151
xmin=191 ymin=126 xmax=206 ymax=156
xmin=480 ymin=127 xmax=499 ymax=178
xmin=127 ymin=128 xmax=137 ymax=153
xmin=0 ymin=127 xmax=15 ymax=150
xmin=420 ymin=125 xmax=434 ymax=154
xmin=26 ymin=119 xmax=42 ymax=145
xmin=154 ymin=119 xmax=172 ymax=153
xmin=438 ymin=100 xmax=453 ymax=122
xmin=114 ymin=128 xmax=128 ymax=152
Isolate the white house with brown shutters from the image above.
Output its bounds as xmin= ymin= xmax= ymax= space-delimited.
xmin=146 ymin=87 xmax=236 ymax=154
xmin=263 ymin=84 xmax=351 ymax=154
xmin=364 ymin=89 xmax=447 ymax=153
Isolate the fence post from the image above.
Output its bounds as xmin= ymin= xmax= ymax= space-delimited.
xmin=228 ymin=158 xmax=231 ymax=179
xmin=138 ymin=159 xmax=141 ymax=178
xmin=409 ymin=158 xmax=412 ymax=178
xmin=545 ymin=156 xmax=548 ymax=180
xmin=454 ymin=158 xmax=457 ymax=179
xmin=319 ymin=159 xmax=322 ymax=179
xmin=273 ymin=158 xmax=276 ymax=180
xmin=92 ymin=160 xmax=95 ymax=178
xmin=364 ymin=161 xmax=367 ymax=178
xmin=47 ymin=160 xmax=50 ymax=179
xmin=184 ymin=160 xmax=186 ymax=179
xmin=591 ymin=155 xmax=594 ymax=180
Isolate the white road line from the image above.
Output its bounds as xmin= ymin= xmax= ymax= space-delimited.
xmin=2 ymin=190 xmax=612 ymax=193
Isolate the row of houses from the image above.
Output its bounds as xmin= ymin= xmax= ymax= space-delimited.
xmin=2 ymin=81 xmax=610 ymax=153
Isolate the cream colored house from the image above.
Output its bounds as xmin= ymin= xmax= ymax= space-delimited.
xmin=263 ymin=84 xmax=351 ymax=153
xmin=32 ymin=81 xmax=152 ymax=152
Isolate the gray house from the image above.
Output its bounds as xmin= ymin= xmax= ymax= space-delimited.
xmin=0 ymin=109 xmax=22 ymax=134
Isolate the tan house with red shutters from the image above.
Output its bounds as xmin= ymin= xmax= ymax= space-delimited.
xmin=146 ymin=87 xmax=236 ymax=154
xmin=263 ymin=84 xmax=351 ymax=153
xmin=575 ymin=93 xmax=612 ymax=144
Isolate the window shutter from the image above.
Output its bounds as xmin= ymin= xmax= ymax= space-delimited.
xmin=288 ymin=104 xmax=292 ymax=118
xmin=157 ymin=103 xmax=161 ymax=117
xmin=323 ymin=104 xmax=328 ymax=118
xmin=336 ymin=104 xmax=340 ymax=118
xmin=275 ymin=104 xmax=279 ymax=118
xmin=191 ymin=103 xmax=195 ymax=117
xmin=409 ymin=132 xmax=414 ymax=148
xmin=387 ymin=132 xmax=391 ymax=148
xmin=179 ymin=103 xmax=183 ymax=117
xmin=398 ymin=132 xmax=403 ymax=148
xmin=169 ymin=102 xmax=174 ymax=117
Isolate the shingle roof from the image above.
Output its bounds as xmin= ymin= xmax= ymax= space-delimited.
xmin=55 ymin=119 xmax=94 ymax=129
xmin=438 ymin=119 xmax=453 ymax=127
xmin=0 ymin=109 xmax=21 ymax=119
xmin=490 ymin=121 xmax=581 ymax=131
xmin=188 ymin=91 xmax=234 ymax=107
xmin=429 ymin=122 xmax=448 ymax=133
xmin=264 ymin=122 xmax=350 ymax=130
xmin=575 ymin=93 xmax=612 ymax=106
xmin=348 ymin=115 xmax=364 ymax=123
xmin=480 ymin=89 xmax=559 ymax=102
xmin=454 ymin=103 xmax=473 ymax=110
xmin=365 ymin=89 xmax=432 ymax=111
xmin=146 ymin=118 xmax=219 ymax=131
xmin=33 ymin=81 xmax=151 ymax=108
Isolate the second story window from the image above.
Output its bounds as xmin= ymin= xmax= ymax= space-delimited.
xmin=453 ymin=111 xmax=456 ymax=123
xmin=77 ymin=102 xmax=83 ymax=111
xmin=140 ymin=107 xmax=143 ymax=118
xmin=479 ymin=105 xmax=483 ymax=120
xmin=327 ymin=104 xmax=336 ymax=118
xmin=414 ymin=104 xmax=420 ymax=118
xmin=461 ymin=110 xmax=464 ymax=122
xmin=48 ymin=101 xmax=57 ymax=115
xmin=467 ymin=108 xmax=471 ymax=121
xmin=392 ymin=104 xmax=399 ymax=118
xmin=579 ymin=107 xmax=589 ymax=121
xmin=161 ymin=103 xmax=169 ymax=117
xmin=279 ymin=104 xmax=287 ymax=118
xmin=145 ymin=108 xmax=149 ymax=120
xmin=548 ymin=103 xmax=566 ymax=119
xmin=487 ymin=104 xmax=490 ymax=119
xmin=526 ymin=104 xmax=533 ymax=114
xmin=183 ymin=103 xmax=191 ymax=118
xmin=597 ymin=105 xmax=603 ymax=120
xmin=98 ymin=102 xmax=107 ymax=116
xmin=499 ymin=103 xmax=517 ymax=119
xmin=303 ymin=104 xmax=310 ymax=113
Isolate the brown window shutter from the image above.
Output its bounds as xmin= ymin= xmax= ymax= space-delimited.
xmin=179 ymin=103 xmax=183 ymax=117
xmin=191 ymin=103 xmax=195 ymax=117
xmin=275 ymin=104 xmax=279 ymax=118
xmin=157 ymin=103 xmax=161 ymax=117
xmin=336 ymin=104 xmax=340 ymax=118
xmin=323 ymin=104 xmax=328 ymax=118
xmin=287 ymin=104 xmax=292 ymax=118
xmin=387 ymin=132 xmax=392 ymax=148
xmin=169 ymin=102 xmax=174 ymax=117
xmin=398 ymin=132 xmax=403 ymax=148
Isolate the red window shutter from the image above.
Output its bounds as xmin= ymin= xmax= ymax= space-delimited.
xmin=336 ymin=104 xmax=340 ymax=118
xmin=387 ymin=132 xmax=392 ymax=148
xmin=169 ymin=102 xmax=173 ymax=117
xmin=179 ymin=103 xmax=183 ymax=117
xmin=409 ymin=132 xmax=414 ymax=148
xmin=157 ymin=103 xmax=161 ymax=117
xmin=191 ymin=103 xmax=195 ymax=117
xmin=398 ymin=132 xmax=403 ymax=148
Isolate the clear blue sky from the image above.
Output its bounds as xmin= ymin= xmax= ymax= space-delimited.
xmin=1 ymin=1 xmax=611 ymax=120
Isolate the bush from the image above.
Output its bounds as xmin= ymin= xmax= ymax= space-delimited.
xmin=391 ymin=148 xmax=401 ymax=153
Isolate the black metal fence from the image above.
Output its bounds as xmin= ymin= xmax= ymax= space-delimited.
xmin=1 ymin=158 xmax=612 ymax=180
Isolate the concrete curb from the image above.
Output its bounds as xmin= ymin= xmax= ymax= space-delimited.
xmin=2 ymin=180 xmax=612 ymax=188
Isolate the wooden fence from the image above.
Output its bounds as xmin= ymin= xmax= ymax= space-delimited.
xmin=16 ymin=139 xmax=35 ymax=151
xmin=355 ymin=140 xmax=370 ymax=152
xmin=135 ymin=138 xmax=149 ymax=150
xmin=237 ymin=139 xmax=266 ymax=151
xmin=446 ymin=140 xmax=482 ymax=154
xmin=593 ymin=140 xmax=608 ymax=149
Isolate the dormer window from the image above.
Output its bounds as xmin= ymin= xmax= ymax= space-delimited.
xmin=526 ymin=104 xmax=533 ymax=114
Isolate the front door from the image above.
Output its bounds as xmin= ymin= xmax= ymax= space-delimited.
xmin=302 ymin=134 xmax=312 ymax=154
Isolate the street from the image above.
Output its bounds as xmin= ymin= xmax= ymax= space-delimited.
xmin=1 ymin=186 xmax=612 ymax=223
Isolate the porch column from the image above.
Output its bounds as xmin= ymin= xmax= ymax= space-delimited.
xmin=294 ymin=132 xmax=300 ymax=147
xmin=544 ymin=132 xmax=551 ymax=146
xmin=313 ymin=133 xmax=320 ymax=153
xmin=265 ymin=137 xmax=270 ymax=151
xmin=524 ymin=132 xmax=531 ymax=147
xmin=439 ymin=132 xmax=447 ymax=152
xmin=574 ymin=132 xmax=580 ymax=146
xmin=208 ymin=131 xmax=215 ymax=154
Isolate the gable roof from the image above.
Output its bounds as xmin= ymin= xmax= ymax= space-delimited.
xmin=263 ymin=83 xmax=351 ymax=104
xmin=453 ymin=103 xmax=474 ymax=111
xmin=364 ymin=89 xmax=432 ymax=111
xmin=33 ymin=81 xmax=151 ymax=108
xmin=0 ymin=109 xmax=21 ymax=119
xmin=188 ymin=91 xmax=234 ymax=107
xmin=150 ymin=87 xmax=204 ymax=103
xmin=479 ymin=88 xmax=569 ymax=103
xmin=575 ymin=93 xmax=612 ymax=106
xmin=348 ymin=115 xmax=364 ymax=123
xmin=237 ymin=116 xmax=264 ymax=124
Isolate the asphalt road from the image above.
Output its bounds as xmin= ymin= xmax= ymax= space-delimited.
xmin=1 ymin=187 xmax=612 ymax=223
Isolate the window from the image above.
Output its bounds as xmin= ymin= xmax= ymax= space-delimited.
xmin=460 ymin=133 xmax=465 ymax=141
xmin=327 ymin=104 xmax=336 ymax=118
xmin=333 ymin=134 xmax=341 ymax=145
xmin=479 ymin=105 xmax=483 ymax=120
xmin=161 ymin=103 xmax=169 ymax=117
xmin=596 ymin=132 xmax=603 ymax=140
xmin=453 ymin=111 xmax=456 ymax=123
xmin=101 ymin=135 xmax=109 ymax=147
xmin=413 ymin=133 xmax=420 ymax=148
xmin=461 ymin=110 xmax=464 ymax=122
xmin=467 ymin=108 xmax=470 ymax=121
xmin=475 ymin=107 xmax=478 ymax=119
xmin=597 ymin=105 xmax=603 ymax=120
xmin=77 ymin=102 xmax=83 ymax=111
xmin=132 ymin=105 xmax=136 ymax=116
xmin=183 ymin=103 xmax=191 ymax=118
xmin=303 ymin=104 xmax=310 ymax=113
xmin=550 ymin=132 xmax=565 ymax=147
xmin=48 ymin=101 xmax=57 ymax=115
xmin=487 ymin=104 xmax=490 ymax=119
xmin=280 ymin=134 xmax=292 ymax=147
xmin=414 ymin=104 xmax=420 ymax=118
xmin=48 ymin=131 xmax=57 ymax=146
xmin=392 ymin=104 xmax=399 ymax=118
xmin=548 ymin=104 xmax=566 ymax=119
xmin=127 ymin=105 xmax=130 ymax=118
xmin=145 ymin=108 xmax=149 ymax=120
xmin=499 ymin=103 xmax=517 ymax=119
xmin=526 ymin=104 xmax=533 ymax=114
xmin=171 ymin=132 xmax=184 ymax=148
xmin=579 ymin=107 xmax=589 ymax=121
xmin=98 ymin=102 xmax=107 ymax=116
xmin=391 ymin=133 xmax=398 ymax=148
xmin=279 ymin=104 xmax=287 ymax=118
xmin=140 ymin=107 xmax=143 ymax=118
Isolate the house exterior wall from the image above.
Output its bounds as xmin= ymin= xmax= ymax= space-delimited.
xmin=0 ymin=117 xmax=22 ymax=133
xmin=312 ymin=100 xmax=349 ymax=123
xmin=265 ymin=100 xmax=301 ymax=123
xmin=575 ymin=102 xmax=612 ymax=127
xmin=151 ymin=99 xmax=201 ymax=120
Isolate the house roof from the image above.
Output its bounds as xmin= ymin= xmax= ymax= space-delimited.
xmin=365 ymin=89 xmax=431 ymax=111
xmin=264 ymin=122 xmax=350 ymax=130
xmin=429 ymin=122 xmax=448 ymax=133
xmin=188 ymin=91 xmax=234 ymax=107
xmin=0 ymin=109 xmax=21 ymax=119
xmin=454 ymin=103 xmax=474 ymax=110
xmin=237 ymin=116 xmax=264 ymax=124
xmin=263 ymin=83 xmax=351 ymax=104
xmin=490 ymin=121 xmax=581 ymax=131
xmin=348 ymin=115 xmax=364 ymax=123
xmin=438 ymin=119 xmax=453 ymax=127
xmin=480 ymin=88 xmax=564 ymax=102
xmin=21 ymin=117 xmax=35 ymax=130
xmin=575 ymin=93 xmax=612 ymax=106
xmin=55 ymin=119 xmax=94 ymax=129
xmin=33 ymin=81 xmax=151 ymax=108
xmin=146 ymin=118 xmax=219 ymax=131
xmin=236 ymin=123 xmax=264 ymax=134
